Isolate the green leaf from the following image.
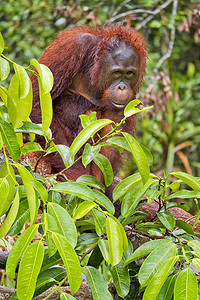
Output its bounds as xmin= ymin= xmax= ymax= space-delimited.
xmin=0 ymin=162 xmax=16 ymax=216
xmin=0 ymin=177 xmax=9 ymax=216
xmin=0 ymin=187 xmax=20 ymax=238
xmin=92 ymin=208 xmax=106 ymax=236
xmin=79 ymin=111 xmax=97 ymax=128
xmin=93 ymin=190 xmax=115 ymax=215
xmin=47 ymin=202 xmax=77 ymax=247
xmin=31 ymin=179 xmax=48 ymax=204
xmin=93 ymin=153 xmax=113 ymax=187
xmin=171 ymin=172 xmax=200 ymax=191
xmin=83 ymin=266 xmax=112 ymax=300
xmin=192 ymin=258 xmax=200 ymax=271
xmin=174 ymin=267 xmax=198 ymax=300
xmin=15 ymin=122 xmax=43 ymax=135
xmin=175 ymin=220 xmax=194 ymax=235
xmin=98 ymin=239 xmax=109 ymax=262
xmin=166 ymin=189 xmax=200 ymax=200
xmin=52 ymin=232 xmax=82 ymax=295
xmin=106 ymin=216 xmax=123 ymax=266
xmin=70 ymin=119 xmax=113 ymax=158
xmin=124 ymin=239 xmax=171 ymax=266
xmin=88 ymin=245 xmax=104 ymax=268
xmin=30 ymin=59 xmax=53 ymax=132
xmin=124 ymin=99 xmax=152 ymax=117
xmin=113 ymin=172 xmax=142 ymax=202
xmin=77 ymin=175 xmax=105 ymax=192
xmin=188 ymin=240 xmax=200 ymax=256
xmin=0 ymin=120 xmax=21 ymax=161
xmin=138 ymin=242 xmax=177 ymax=287
xmin=0 ymin=33 xmax=4 ymax=55
xmin=6 ymin=224 xmax=39 ymax=279
xmin=121 ymin=178 xmax=157 ymax=218
xmin=157 ymin=211 xmax=175 ymax=231
xmin=16 ymin=164 xmax=38 ymax=225
xmin=110 ymin=260 xmax=130 ymax=297
xmin=52 ymin=181 xmax=95 ymax=201
xmin=14 ymin=64 xmax=30 ymax=100
xmin=101 ymin=136 xmax=127 ymax=154
xmin=156 ymin=275 xmax=176 ymax=300
xmin=17 ymin=241 xmax=44 ymax=300
xmin=60 ymin=293 xmax=76 ymax=300
xmin=82 ymin=143 xmax=101 ymax=167
xmin=109 ymin=215 xmax=128 ymax=252
xmin=142 ymin=256 xmax=178 ymax=300
xmin=122 ymin=132 xmax=150 ymax=184
xmin=0 ymin=57 xmax=10 ymax=81
xmin=73 ymin=201 xmax=97 ymax=220
xmin=55 ymin=145 xmax=74 ymax=169
xmin=21 ymin=142 xmax=43 ymax=154
xmin=45 ymin=213 xmax=59 ymax=257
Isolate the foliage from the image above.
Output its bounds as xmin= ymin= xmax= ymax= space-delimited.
xmin=1 ymin=33 xmax=200 ymax=300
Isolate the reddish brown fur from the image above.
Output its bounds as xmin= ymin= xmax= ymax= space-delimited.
xmin=30 ymin=25 xmax=147 ymax=184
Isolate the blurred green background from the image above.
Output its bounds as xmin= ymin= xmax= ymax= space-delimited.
xmin=1 ymin=0 xmax=200 ymax=179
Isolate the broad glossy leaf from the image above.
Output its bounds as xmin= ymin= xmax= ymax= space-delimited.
xmin=121 ymin=178 xmax=157 ymax=218
xmin=175 ymin=220 xmax=194 ymax=235
xmin=77 ymin=233 xmax=98 ymax=248
xmin=83 ymin=266 xmax=112 ymax=300
xmin=15 ymin=122 xmax=43 ymax=135
xmin=70 ymin=119 xmax=113 ymax=158
xmin=171 ymin=172 xmax=200 ymax=191
xmin=8 ymin=198 xmax=30 ymax=236
xmin=21 ymin=142 xmax=43 ymax=154
xmin=106 ymin=216 xmax=123 ymax=266
xmin=8 ymin=74 xmax=33 ymax=126
xmin=0 ymin=162 xmax=16 ymax=216
xmin=88 ymin=245 xmax=104 ymax=268
xmin=45 ymin=213 xmax=59 ymax=257
xmin=124 ymin=99 xmax=142 ymax=117
xmin=109 ymin=215 xmax=128 ymax=252
xmin=73 ymin=201 xmax=97 ymax=220
xmin=0 ymin=33 xmax=4 ymax=55
xmin=53 ymin=232 xmax=82 ymax=295
xmin=14 ymin=64 xmax=30 ymax=99
xmin=92 ymin=208 xmax=106 ymax=236
xmin=157 ymin=211 xmax=175 ymax=231
xmin=93 ymin=153 xmax=113 ymax=187
xmin=52 ymin=181 xmax=95 ymax=201
xmin=77 ymin=175 xmax=105 ymax=192
xmin=93 ymin=190 xmax=115 ymax=215
xmin=0 ymin=120 xmax=21 ymax=161
xmin=31 ymin=179 xmax=48 ymax=204
xmin=192 ymin=258 xmax=200 ymax=271
xmin=0 ymin=187 xmax=20 ymax=238
xmin=82 ymin=143 xmax=101 ymax=167
xmin=98 ymin=239 xmax=109 ymax=262
xmin=143 ymin=256 xmax=178 ymax=300
xmin=79 ymin=111 xmax=97 ymax=128
xmin=0 ymin=177 xmax=9 ymax=216
xmin=166 ymin=189 xmax=200 ymax=200
xmin=47 ymin=202 xmax=77 ymax=247
xmin=6 ymin=224 xmax=39 ymax=279
xmin=0 ymin=57 xmax=10 ymax=81
xmin=110 ymin=260 xmax=130 ymax=297
xmin=55 ymin=145 xmax=74 ymax=169
xmin=188 ymin=240 xmax=200 ymax=256
xmin=30 ymin=59 xmax=53 ymax=132
xmin=124 ymin=239 xmax=171 ymax=266
xmin=113 ymin=172 xmax=142 ymax=202
xmin=138 ymin=242 xmax=177 ymax=287
xmin=174 ymin=267 xmax=198 ymax=300
xmin=122 ymin=132 xmax=150 ymax=184
xmin=157 ymin=275 xmax=176 ymax=300
xmin=16 ymin=164 xmax=38 ymax=225
xmin=17 ymin=241 xmax=44 ymax=300
xmin=124 ymin=100 xmax=152 ymax=117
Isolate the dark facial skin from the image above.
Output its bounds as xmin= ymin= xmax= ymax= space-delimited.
xmin=101 ymin=42 xmax=140 ymax=109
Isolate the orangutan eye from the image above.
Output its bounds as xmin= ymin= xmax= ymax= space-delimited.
xmin=113 ymin=70 xmax=121 ymax=76
xmin=126 ymin=71 xmax=134 ymax=76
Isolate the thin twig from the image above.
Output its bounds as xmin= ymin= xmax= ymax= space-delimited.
xmin=136 ymin=0 xmax=174 ymax=31
xmin=153 ymin=0 xmax=178 ymax=74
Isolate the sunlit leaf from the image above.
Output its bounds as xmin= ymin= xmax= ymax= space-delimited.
xmin=0 ymin=57 xmax=10 ymax=81
xmin=174 ymin=267 xmax=198 ymax=300
xmin=171 ymin=172 xmax=200 ymax=191
xmin=93 ymin=153 xmax=113 ymax=187
xmin=73 ymin=201 xmax=97 ymax=220
xmin=157 ymin=211 xmax=175 ymax=231
xmin=77 ymin=175 xmax=105 ymax=192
